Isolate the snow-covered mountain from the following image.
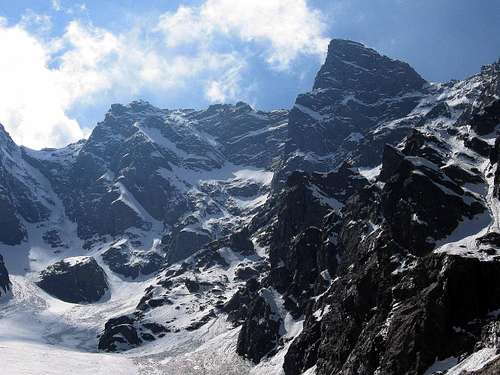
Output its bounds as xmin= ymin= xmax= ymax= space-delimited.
xmin=0 ymin=39 xmax=499 ymax=375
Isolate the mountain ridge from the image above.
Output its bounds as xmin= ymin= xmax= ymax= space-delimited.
xmin=0 ymin=39 xmax=499 ymax=375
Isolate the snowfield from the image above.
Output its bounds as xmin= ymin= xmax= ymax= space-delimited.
xmin=1 ymin=340 xmax=137 ymax=375
xmin=0 ymin=274 xmax=252 ymax=375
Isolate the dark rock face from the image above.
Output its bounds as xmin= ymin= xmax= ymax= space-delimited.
xmin=234 ymin=266 xmax=259 ymax=281
xmin=236 ymin=288 xmax=283 ymax=363
xmin=314 ymin=39 xmax=426 ymax=94
xmin=223 ymin=278 xmax=261 ymax=325
xmin=280 ymin=227 xmax=326 ymax=315
xmin=0 ymin=196 xmax=25 ymax=245
xmin=98 ymin=315 xmax=142 ymax=352
xmin=228 ymin=228 xmax=255 ymax=255
xmin=236 ymin=166 xmax=359 ymax=361
xmin=0 ymin=254 xmax=12 ymax=298
xmin=102 ymin=242 xmax=164 ymax=279
xmin=285 ymin=252 xmax=500 ymax=375
xmin=380 ymin=141 xmax=484 ymax=255
xmin=165 ymin=227 xmax=212 ymax=264
xmin=36 ymin=257 xmax=108 ymax=303
xmin=264 ymin=167 xmax=364 ymax=294
xmin=98 ymin=313 xmax=170 ymax=351
xmin=464 ymin=136 xmax=493 ymax=157
xmin=189 ymin=102 xmax=288 ymax=168
xmin=0 ymin=124 xmax=51 ymax=245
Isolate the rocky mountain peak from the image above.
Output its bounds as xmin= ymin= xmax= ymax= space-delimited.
xmin=206 ymin=101 xmax=254 ymax=114
xmin=109 ymin=100 xmax=159 ymax=115
xmin=103 ymin=100 xmax=165 ymax=128
xmin=0 ymin=122 xmax=17 ymax=153
xmin=281 ymin=39 xmax=428 ymax=169
xmin=313 ymin=38 xmax=427 ymax=96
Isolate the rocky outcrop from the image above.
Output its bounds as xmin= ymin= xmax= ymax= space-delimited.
xmin=236 ymin=288 xmax=283 ymax=363
xmin=98 ymin=315 xmax=143 ymax=352
xmin=165 ymin=227 xmax=212 ymax=264
xmin=98 ymin=229 xmax=260 ymax=352
xmin=0 ymin=254 xmax=12 ymax=298
xmin=283 ymin=250 xmax=500 ymax=375
xmin=102 ymin=242 xmax=164 ymax=279
xmin=98 ymin=314 xmax=170 ymax=352
xmin=0 ymin=124 xmax=51 ymax=245
xmin=36 ymin=257 xmax=108 ymax=303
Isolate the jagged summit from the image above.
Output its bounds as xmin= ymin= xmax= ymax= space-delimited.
xmin=314 ymin=38 xmax=427 ymax=95
xmin=109 ymin=99 xmax=159 ymax=114
xmin=0 ymin=122 xmax=17 ymax=150
xmin=281 ymin=38 xmax=427 ymax=168
xmin=207 ymin=101 xmax=254 ymax=113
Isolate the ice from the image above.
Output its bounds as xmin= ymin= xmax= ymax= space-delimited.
xmin=62 ymin=256 xmax=92 ymax=267
xmin=358 ymin=164 xmax=382 ymax=181
xmin=423 ymin=348 xmax=499 ymax=375
xmin=309 ymin=185 xmax=343 ymax=210
xmin=293 ymin=104 xmax=325 ymax=121
xmin=233 ymin=169 xmax=274 ymax=186
xmin=423 ymin=356 xmax=458 ymax=375
xmin=447 ymin=348 xmax=499 ymax=374
xmin=301 ymin=365 xmax=317 ymax=375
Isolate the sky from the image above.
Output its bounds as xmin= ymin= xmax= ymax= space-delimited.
xmin=0 ymin=0 xmax=499 ymax=149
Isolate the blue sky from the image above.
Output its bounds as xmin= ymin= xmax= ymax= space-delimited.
xmin=0 ymin=0 xmax=498 ymax=149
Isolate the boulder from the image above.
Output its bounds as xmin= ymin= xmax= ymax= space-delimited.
xmin=229 ymin=228 xmax=255 ymax=255
xmin=36 ymin=256 xmax=108 ymax=303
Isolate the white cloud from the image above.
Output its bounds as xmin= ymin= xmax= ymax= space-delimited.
xmin=51 ymin=0 xmax=61 ymax=12
xmin=0 ymin=1 xmax=329 ymax=149
xmin=20 ymin=10 xmax=52 ymax=33
xmin=51 ymin=0 xmax=87 ymax=15
xmin=0 ymin=21 xmax=87 ymax=149
xmin=205 ymin=63 xmax=247 ymax=103
xmin=156 ymin=0 xmax=329 ymax=70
